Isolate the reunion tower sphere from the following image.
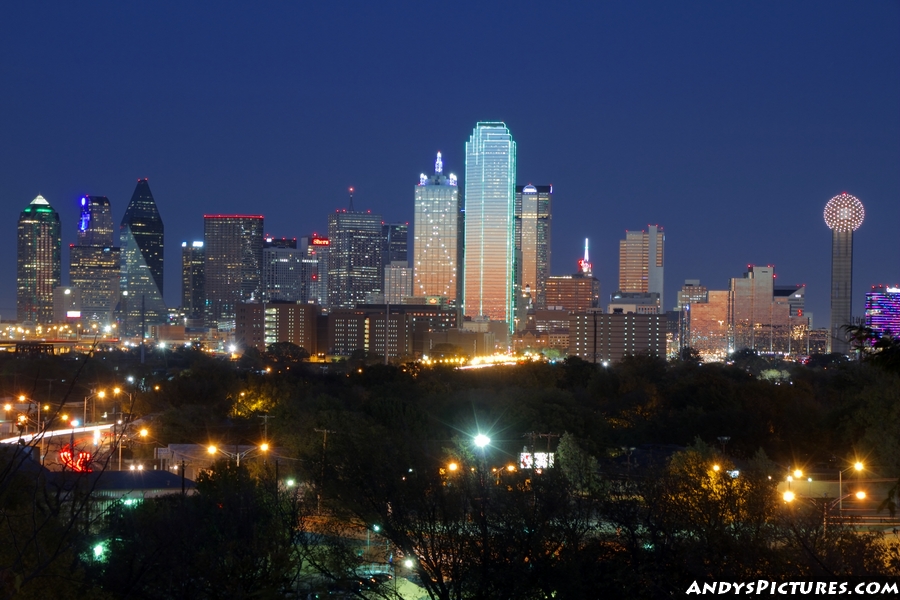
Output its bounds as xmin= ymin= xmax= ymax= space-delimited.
xmin=824 ymin=192 xmax=865 ymax=232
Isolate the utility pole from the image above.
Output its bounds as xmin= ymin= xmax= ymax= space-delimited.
xmin=314 ymin=428 xmax=336 ymax=514
xmin=258 ymin=414 xmax=274 ymax=440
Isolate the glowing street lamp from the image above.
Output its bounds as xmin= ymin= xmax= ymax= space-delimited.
xmin=207 ymin=443 xmax=269 ymax=466
xmin=474 ymin=434 xmax=490 ymax=448
xmin=839 ymin=461 xmax=865 ymax=514
xmin=83 ymin=390 xmax=106 ymax=425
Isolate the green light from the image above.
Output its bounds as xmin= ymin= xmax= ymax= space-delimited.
xmin=93 ymin=543 xmax=104 ymax=558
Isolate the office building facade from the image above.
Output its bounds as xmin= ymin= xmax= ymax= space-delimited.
xmin=119 ymin=179 xmax=166 ymax=332
xmin=262 ymin=245 xmax=304 ymax=302
xmin=824 ymin=193 xmax=865 ymax=354
xmin=235 ymin=301 xmax=317 ymax=353
xmin=413 ymin=152 xmax=462 ymax=304
xmin=203 ymin=215 xmax=264 ymax=328
xmin=865 ymin=285 xmax=900 ymax=339
xmin=618 ymin=225 xmax=664 ymax=311
xmin=181 ymin=241 xmax=205 ymax=321
xmin=515 ymin=184 xmax=552 ymax=309
xmin=17 ymin=195 xmax=62 ymax=323
xmin=464 ymin=122 xmax=516 ymax=330
xmin=327 ymin=203 xmax=383 ymax=309
xmin=70 ymin=195 xmax=120 ymax=324
xmin=568 ymin=312 xmax=666 ymax=363
xmin=300 ymin=235 xmax=329 ymax=306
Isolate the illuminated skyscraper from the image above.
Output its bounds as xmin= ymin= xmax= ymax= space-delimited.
xmin=618 ymin=225 xmax=664 ymax=311
xmin=70 ymin=195 xmax=120 ymax=324
xmin=413 ymin=152 xmax=461 ymax=303
xmin=17 ymin=195 xmax=61 ymax=323
xmin=262 ymin=237 xmax=303 ymax=302
xmin=120 ymin=179 xmax=166 ymax=331
xmin=300 ymin=235 xmax=330 ymax=305
xmin=865 ymin=285 xmax=900 ymax=339
xmin=515 ymin=184 xmax=552 ymax=309
xmin=181 ymin=241 xmax=205 ymax=321
xmin=729 ymin=265 xmax=790 ymax=352
xmin=824 ymin=192 xmax=865 ymax=354
xmin=203 ymin=215 xmax=264 ymax=328
xmin=327 ymin=190 xmax=383 ymax=309
xmin=464 ymin=122 xmax=516 ymax=330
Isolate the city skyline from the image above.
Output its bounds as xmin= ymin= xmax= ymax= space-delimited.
xmin=1 ymin=3 xmax=897 ymax=329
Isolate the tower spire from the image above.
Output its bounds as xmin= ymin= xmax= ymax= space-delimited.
xmin=435 ymin=151 xmax=443 ymax=174
xmin=348 ymin=187 xmax=354 ymax=211
xmin=579 ymin=238 xmax=592 ymax=275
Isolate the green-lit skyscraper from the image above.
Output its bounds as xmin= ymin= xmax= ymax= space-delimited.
xmin=17 ymin=195 xmax=62 ymax=323
xmin=463 ymin=122 xmax=516 ymax=332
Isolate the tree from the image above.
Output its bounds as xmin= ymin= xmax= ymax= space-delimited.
xmin=265 ymin=341 xmax=310 ymax=364
xmin=94 ymin=462 xmax=304 ymax=599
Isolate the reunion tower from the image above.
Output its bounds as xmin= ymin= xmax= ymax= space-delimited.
xmin=824 ymin=192 xmax=865 ymax=354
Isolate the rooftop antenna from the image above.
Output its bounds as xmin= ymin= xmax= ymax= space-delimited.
xmin=579 ymin=238 xmax=592 ymax=275
xmin=348 ymin=187 xmax=354 ymax=211
xmin=435 ymin=151 xmax=443 ymax=174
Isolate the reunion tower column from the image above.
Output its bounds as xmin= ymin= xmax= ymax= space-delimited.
xmin=824 ymin=192 xmax=865 ymax=354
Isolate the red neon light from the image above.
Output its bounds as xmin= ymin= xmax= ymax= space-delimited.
xmin=311 ymin=238 xmax=330 ymax=246
xmin=203 ymin=214 xmax=264 ymax=219
xmin=59 ymin=444 xmax=93 ymax=472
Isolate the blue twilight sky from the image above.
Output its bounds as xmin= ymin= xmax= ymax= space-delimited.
xmin=1 ymin=2 xmax=898 ymax=328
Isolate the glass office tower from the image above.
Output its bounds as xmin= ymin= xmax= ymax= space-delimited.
xmin=203 ymin=215 xmax=264 ymax=328
xmin=515 ymin=184 xmax=552 ymax=309
xmin=464 ymin=122 xmax=516 ymax=331
xmin=413 ymin=152 xmax=461 ymax=303
xmin=327 ymin=193 xmax=383 ymax=309
xmin=618 ymin=225 xmax=665 ymax=311
xmin=120 ymin=179 xmax=166 ymax=332
xmin=181 ymin=241 xmax=205 ymax=321
xmin=70 ymin=195 xmax=120 ymax=325
xmin=17 ymin=195 xmax=61 ymax=323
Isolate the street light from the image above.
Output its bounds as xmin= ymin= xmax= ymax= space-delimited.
xmin=207 ymin=443 xmax=269 ymax=466
xmin=83 ymin=390 xmax=106 ymax=425
xmin=474 ymin=434 xmax=490 ymax=448
xmin=839 ymin=461 xmax=864 ymax=514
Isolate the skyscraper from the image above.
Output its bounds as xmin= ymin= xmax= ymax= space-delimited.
xmin=120 ymin=179 xmax=166 ymax=332
xmin=463 ymin=122 xmax=516 ymax=330
xmin=413 ymin=152 xmax=461 ymax=303
xmin=327 ymin=190 xmax=383 ymax=309
xmin=515 ymin=184 xmax=552 ymax=309
xmin=729 ymin=265 xmax=790 ymax=352
xmin=181 ymin=241 xmax=205 ymax=322
xmin=865 ymin=285 xmax=900 ymax=339
xmin=824 ymin=192 xmax=865 ymax=354
xmin=203 ymin=215 xmax=264 ymax=328
xmin=300 ymin=234 xmax=330 ymax=306
xmin=17 ymin=195 xmax=61 ymax=323
xmin=262 ymin=241 xmax=304 ymax=302
xmin=618 ymin=225 xmax=664 ymax=311
xmin=382 ymin=222 xmax=408 ymax=266
xmin=70 ymin=195 xmax=120 ymax=325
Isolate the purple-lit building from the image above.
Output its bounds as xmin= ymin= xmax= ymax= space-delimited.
xmin=865 ymin=285 xmax=900 ymax=338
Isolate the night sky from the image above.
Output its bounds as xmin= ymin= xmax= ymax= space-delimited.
xmin=2 ymin=2 xmax=897 ymax=329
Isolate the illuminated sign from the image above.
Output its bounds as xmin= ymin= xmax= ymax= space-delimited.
xmin=59 ymin=445 xmax=93 ymax=472
xmin=66 ymin=311 xmax=81 ymax=318
xmin=312 ymin=238 xmax=330 ymax=246
xmin=519 ymin=452 xmax=555 ymax=469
